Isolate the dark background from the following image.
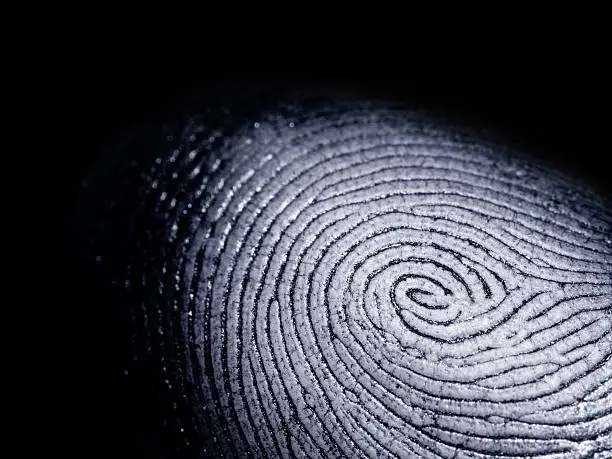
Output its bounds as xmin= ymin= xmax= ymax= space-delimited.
xmin=66 ymin=52 xmax=611 ymax=199
xmin=70 ymin=71 xmax=611 ymax=196
xmin=63 ymin=47 xmax=610 ymax=458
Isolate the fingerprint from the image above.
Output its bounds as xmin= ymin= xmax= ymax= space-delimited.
xmin=80 ymin=93 xmax=612 ymax=458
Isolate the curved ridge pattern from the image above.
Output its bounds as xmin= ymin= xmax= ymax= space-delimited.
xmin=82 ymin=96 xmax=612 ymax=458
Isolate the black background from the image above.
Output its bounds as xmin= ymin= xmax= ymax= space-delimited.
xmin=63 ymin=41 xmax=610 ymax=458
xmin=71 ymin=69 xmax=611 ymax=195
xmin=68 ymin=77 xmax=611 ymax=209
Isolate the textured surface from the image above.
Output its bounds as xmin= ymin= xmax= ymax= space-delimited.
xmin=79 ymin=94 xmax=612 ymax=458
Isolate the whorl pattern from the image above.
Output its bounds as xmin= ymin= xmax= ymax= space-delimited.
xmin=83 ymin=96 xmax=612 ymax=458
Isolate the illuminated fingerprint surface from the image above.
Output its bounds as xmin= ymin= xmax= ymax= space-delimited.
xmin=82 ymin=94 xmax=612 ymax=458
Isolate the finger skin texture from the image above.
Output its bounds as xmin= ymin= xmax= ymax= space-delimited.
xmin=80 ymin=93 xmax=612 ymax=458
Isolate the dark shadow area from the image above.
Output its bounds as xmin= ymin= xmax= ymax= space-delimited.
xmin=68 ymin=73 xmax=611 ymax=198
